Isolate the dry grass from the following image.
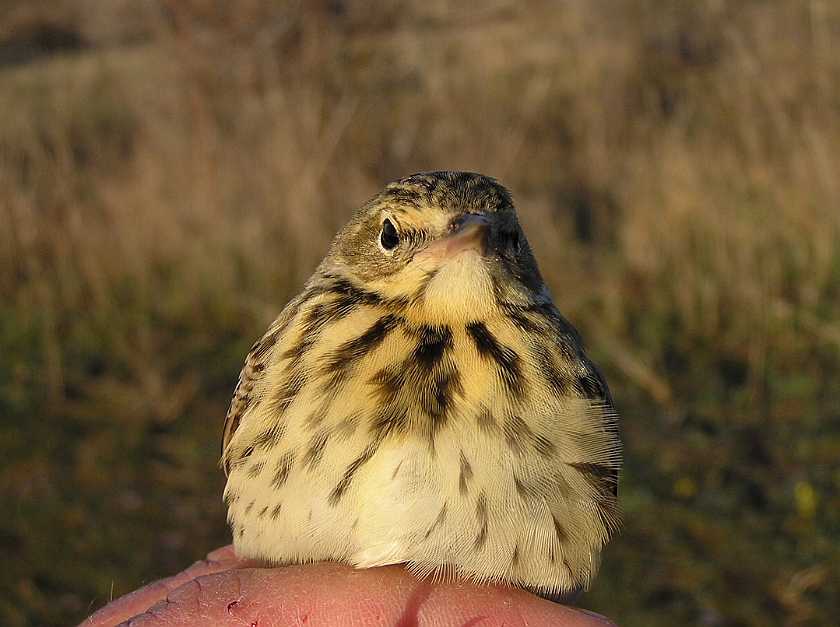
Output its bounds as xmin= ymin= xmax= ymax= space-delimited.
xmin=1 ymin=1 xmax=839 ymax=626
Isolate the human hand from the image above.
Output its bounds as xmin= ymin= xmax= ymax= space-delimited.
xmin=78 ymin=545 xmax=617 ymax=627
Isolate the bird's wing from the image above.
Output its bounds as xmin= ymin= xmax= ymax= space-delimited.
xmin=221 ymin=299 xmax=301 ymax=474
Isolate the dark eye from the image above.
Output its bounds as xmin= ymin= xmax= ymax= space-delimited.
xmin=380 ymin=218 xmax=400 ymax=250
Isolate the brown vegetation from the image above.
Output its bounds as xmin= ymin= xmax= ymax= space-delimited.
xmin=1 ymin=1 xmax=838 ymax=625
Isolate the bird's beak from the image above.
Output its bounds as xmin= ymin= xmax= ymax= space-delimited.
xmin=416 ymin=214 xmax=490 ymax=261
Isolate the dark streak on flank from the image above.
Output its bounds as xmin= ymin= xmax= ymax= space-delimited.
xmin=257 ymin=505 xmax=269 ymax=519
xmin=304 ymin=402 xmax=329 ymax=430
xmin=281 ymin=302 xmax=331 ymax=364
xmin=502 ymin=307 xmax=544 ymax=334
xmin=251 ymin=328 xmax=279 ymax=362
xmin=223 ymin=489 xmax=239 ymax=506
xmin=576 ymin=370 xmax=608 ymax=401
xmin=301 ymin=432 xmax=329 ymax=470
xmin=329 ymin=444 xmax=378 ymax=505
xmin=269 ymin=367 xmax=306 ymax=416
xmin=513 ymin=300 xmax=583 ymax=362
xmin=474 ymin=492 xmax=489 ymax=550
xmin=324 ymin=315 xmax=402 ymax=385
xmin=511 ymin=546 xmax=520 ymax=569
xmin=271 ymin=451 xmax=295 ymax=489
xmin=253 ymin=422 xmax=287 ymax=451
xmin=538 ymin=300 xmax=584 ymax=341
xmin=466 ymin=321 xmax=525 ymax=398
xmin=459 ymin=451 xmax=474 ymax=495
xmin=475 ymin=407 xmax=498 ymax=434
xmin=270 ymin=503 xmax=282 ymax=520
xmin=284 ymin=277 xmax=405 ymax=365
xmin=568 ymin=461 xmax=619 ymax=498
xmin=335 ymin=412 xmax=360 ymax=441
xmin=246 ymin=460 xmax=266 ymax=479
xmin=531 ymin=342 xmax=573 ymax=396
xmin=370 ymin=404 xmax=409 ymax=440
xmin=534 ymin=433 xmax=555 ymax=458
xmin=502 ymin=412 xmax=555 ymax=458
xmin=423 ymin=503 xmax=448 ymax=541
xmin=371 ymin=366 xmax=403 ymax=406
xmin=311 ymin=277 xmax=381 ymax=308
xmin=322 ymin=277 xmax=410 ymax=318
xmin=279 ymin=334 xmax=309 ymax=366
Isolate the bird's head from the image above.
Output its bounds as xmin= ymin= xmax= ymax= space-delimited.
xmin=320 ymin=172 xmax=549 ymax=324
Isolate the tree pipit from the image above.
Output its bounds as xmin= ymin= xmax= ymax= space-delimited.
xmin=222 ymin=171 xmax=621 ymax=600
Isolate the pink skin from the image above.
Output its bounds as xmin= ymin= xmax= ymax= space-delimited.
xmin=78 ymin=545 xmax=618 ymax=627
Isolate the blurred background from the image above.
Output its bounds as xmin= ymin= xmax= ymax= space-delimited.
xmin=1 ymin=0 xmax=838 ymax=625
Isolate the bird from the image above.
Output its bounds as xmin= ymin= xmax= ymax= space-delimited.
xmin=221 ymin=171 xmax=621 ymax=601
